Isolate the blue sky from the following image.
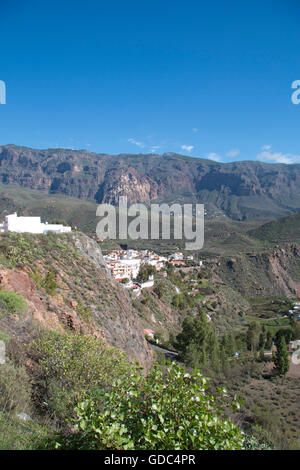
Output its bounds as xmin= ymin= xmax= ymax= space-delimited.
xmin=1 ymin=0 xmax=300 ymax=163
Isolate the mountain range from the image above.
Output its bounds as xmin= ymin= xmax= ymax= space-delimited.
xmin=1 ymin=144 xmax=300 ymax=220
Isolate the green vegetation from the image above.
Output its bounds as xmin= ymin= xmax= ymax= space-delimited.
xmin=247 ymin=297 xmax=293 ymax=319
xmin=29 ymin=331 xmax=135 ymax=421
xmin=43 ymin=269 xmax=58 ymax=295
xmin=50 ymin=219 xmax=68 ymax=227
xmin=249 ymin=212 xmax=300 ymax=245
xmin=215 ymin=361 xmax=300 ymax=450
xmin=75 ymin=300 xmax=92 ymax=323
xmin=0 ymin=211 xmax=299 ymax=449
xmin=0 ymin=361 xmax=31 ymax=413
xmin=0 ymin=289 xmax=27 ymax=316
xmin=0 ymin=356 xmax=55 ymax=450
xmin=273 ymin=336 xmax=290 ymax=379
xmin=0 ymin=324 xmax=264 ymax=451
xmin=0 ymin=330 xmax=10 ymax=343
xmin=175 ymin=310 xmax=221 ymax=371
xmin=136 ymin=264 xmax=156 ymax=283
xmin=55 ymin=363 xmax=245 ymax=450
xmin=0 ymin=412 xmax=53 ymax=450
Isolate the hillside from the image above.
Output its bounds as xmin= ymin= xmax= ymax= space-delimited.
xmin=0 ymin=229 xmax=299 ymax=449
xmin=0 ymin=183 xmax=99 ymax=235
xmin=214 ymin=243 xmax=300 ymax=298
xmin=1 ymin=145 xmax=300 ymax=220
xmin=248 ymin=212 xmax=300 ymax=245
xmin=0 ymin=231 xmax=152 ymax=367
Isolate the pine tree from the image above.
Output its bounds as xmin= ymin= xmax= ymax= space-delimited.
xmin=273 ymin=335 xmax=290 ymax=379
xmin=246 ymin=321 xmax=260 ymax=352
xmin=259 ymin=347 xmax=265 ymax=362
xmin=258 ymin=326 xmax=266 ymax=349
xmin=265 ymin=330 xmax=273 ymax=350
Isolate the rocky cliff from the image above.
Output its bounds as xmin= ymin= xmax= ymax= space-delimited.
xmin=2 ymin=145 xmax=300 ymax=219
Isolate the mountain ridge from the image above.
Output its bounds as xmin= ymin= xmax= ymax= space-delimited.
xmin=1 ymin=144 xmax=300 ymax=220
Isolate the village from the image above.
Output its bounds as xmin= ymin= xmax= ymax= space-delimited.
xmin=103 ymin=248 xmax=200 ymax=294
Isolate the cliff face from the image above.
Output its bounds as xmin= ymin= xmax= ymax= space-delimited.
xmin=98 ymin=167 xmax=160 ymax=204
xmin=1 ymin=145 xmax=300 ymax=219
xmin=214 ymin=244 xmax=300 ymax=298
xmin=0 ymin=231 xmax=152 ymax=367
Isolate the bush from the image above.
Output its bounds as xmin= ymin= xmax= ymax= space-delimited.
xmin=76 ymin=300 xmax=92 ymax=323
xmin=0 ymin=412 xmax=54 ymax=450
xmin=0 ymin=289 xmax=28 ymax=316
xmin=57 ymin=363 xmax=244 ymax=450
xmin=137 ymin=264 xmax=156 ymax=283
xmin=0 ymin=330 xmax=10 ymax=343
xmin=42 ymin=270 xmax=58 ymax=295
xmin=29 ymin=331 xmax=135 ymax=421
xmin=0 ymin=361 xmax=32 ymax=413
xmin=50 ymin=219 xmax=68 ymax=227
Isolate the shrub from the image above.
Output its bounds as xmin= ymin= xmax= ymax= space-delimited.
xmin=0 ymin=412 xmax=54 ymax=450
xmin=0 ymin=289 xmax=28 ymax=316
xmin=0 ymin=361 xmax=31 ymax=413
xmin=42 ymin=270 xmax=58 ymax=295
xmin=28 ymin=331 xmax=135 ymax=421
xmin=0 ymin=330 xmax=10 ymax=343
xmin=50 ymin=219 xmax=68 ymax=227
xmin=137 ymin=264 xmax=156 ymax=283
xmin=57 ymin=363 xmax=244 ymax=450
xmin=76 ymin=300 xmax=92 ymax=323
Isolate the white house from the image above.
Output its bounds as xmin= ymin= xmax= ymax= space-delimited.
xmin=168 ymin=252 xmax=184 ymax=261
xmin=1 ymin=212 xmax=71 ymax=234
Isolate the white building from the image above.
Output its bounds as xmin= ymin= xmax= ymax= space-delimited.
xmin=1 ymin=212 xmax=71 ymax=234
xmin=168 ymin=252 xmax=184 ymax=261
xmin=105 ymin=258 xmax=141 ymax=280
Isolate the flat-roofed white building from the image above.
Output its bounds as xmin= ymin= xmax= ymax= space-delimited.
xmin=2 ymin=212 xmax=71 ymax=234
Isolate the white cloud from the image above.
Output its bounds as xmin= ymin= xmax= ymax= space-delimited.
xmin=128 ymin=138 xmax=145 ymax=148
xmin=257 ymin=145 xmax=300 ymax=164
xmin=226 ymin=148 xmax=240 ymax=158
xmin=181 ymin=145 xmax=194 ymax=153
xmin=206 ymin=152 xmax=222 ymax=162
xmin=261 ymin=144 xmax=272 ymax=151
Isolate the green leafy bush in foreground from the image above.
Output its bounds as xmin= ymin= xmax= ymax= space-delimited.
xmin=57 ymin=363 xmax=245 ymax=450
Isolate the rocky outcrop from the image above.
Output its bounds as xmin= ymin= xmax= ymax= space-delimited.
xmin=71 ymin=232 xmax=110 ymax=275
xmin=98 ymin=167 xmax=160 ymax=204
